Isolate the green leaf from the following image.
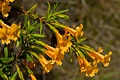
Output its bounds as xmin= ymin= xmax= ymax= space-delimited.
xmin=0 ymin=58 xmax=13 ymax=63
xmin=30 ymin=45 xmax=45 ymax=53
xmin=4 ymin=47 xmax=8 ymax=58
xmin=32 ymin=13 xmax=38 ymax=19
xmin=23 ymin=14 xmax=28 ymax=29
xmin=57 ymin=14 xmax=69 ymax=19
xmin=27 ymin=4 xmax=37 ymax=13
xmin=47 ymin=1 xmax=51 ymax=15
xmin=39 ymin=20 xmax=42 ymax=34
xmin=30 ymin=34 xmax=46 ymax=38
xmin=53 ymin=2 xmax=58 ymax=12
xmin=27 ymin=19 xmax=30 ymax=32
xmin=69 ymin=47 xmax=74 ymax=62
xmin=20 ymin=30 xmax=24 ymax=46
xmin=80 ymin=45 xmax=95 ymax=52
xmin=35 ymin=40 xmax=45 ymax=46
xmin=57 ymin=9 xmax=69 ymax=14
xmin=53 ymin=9 xmax=69 ymax=15
xmin=80 ymin=48 xmax=87 ymax=56
xmin=29 ymin=23 xmax=40 ymax=34
xmin=26 ymin=53 xmax=33 ymax=63
xmin=78 ymin=37 xmax=87 ymax=44
xmin=28 ymin=51 xmax=40 ymax=59
xmin=15 ymin=64 xmax=24 ymax=80
xmin=20 ymin=64 xmax=33 ymax=74
xmin=0 ymin=71 xmax=9 ymax=80
xmin=10 ymin=71 xmax=18 ymax=80
xmin=16 ymin=40 xmax=20 ymax=47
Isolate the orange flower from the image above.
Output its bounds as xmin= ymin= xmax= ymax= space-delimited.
xmin=0 ymin=22 xmax=20 ymax=44
xmin=0 ymin=1 xmax=11 ymax=17
xmin=45 ymin=47 xmax=64 ymax=65
xmin=55 ymin=31 xmax=72 ymax=51
xmin=64 ymin=24 xmax=84 ymax=40
xmin=4 ymin=0 xmax=14 ymax=2
xmin=102 ymin=51 xmax=112 ymax=67
xmin=55 ymin=31 xmax=63 ymax=45
xmin=78 ymin=56 xmax=98 ymax=77
xmin=30 ymin=74 xmax=36 ymax=80
xmin=8 ymin=23 xmax=21 ymax=41
xmin=39 ymin=54 xmax=55 ymax=73
xmin=87 ymin=52 xmax=104 ymax=63
xmin=0 ymin=27 xmax=10 ymax=44
xmin=87 ymin=47 xmax=112 ymax=67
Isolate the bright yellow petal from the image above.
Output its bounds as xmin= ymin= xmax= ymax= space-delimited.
xmin=103 ymin=51 xmax=112 ymax=67
xmin=30 ymin=74 xmax=36 ymax=80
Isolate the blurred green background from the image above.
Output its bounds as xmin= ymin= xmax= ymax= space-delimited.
xmin=15 ymin=0 xmax=120 ymax=80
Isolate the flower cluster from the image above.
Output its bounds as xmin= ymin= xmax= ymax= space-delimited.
xmin=36 ymin=23 xmax=112 ymax=77
xmin=0 ymin=2 xmax=112 ymax=80
xmin=77 ymin=47 xmax=112 ymax=77
xmin=0 ymin=21 xmax=20 ymax=44
xmin=36 ymin=29 xmax=72 ymax=73
xmin=0 ymin=0 xmax=14 ymax=17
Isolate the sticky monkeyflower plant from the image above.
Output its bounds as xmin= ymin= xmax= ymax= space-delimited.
xmin=0 ymin=2 xmax=112 ymax=80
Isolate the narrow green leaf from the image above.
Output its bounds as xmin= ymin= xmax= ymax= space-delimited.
xmin=53 ymin=2 xmax=58 ymax=12
xmin=20 ymin=63 xmax=33 ymax=74
xmin=39 ymin=20 xmax=42 ymax=34
xmin=27 ymin=19 xmax=30 ymax=32
xmin=69 ymin=47 xmax=73 ymax=62
xmin=31 ymin=21 xmax=38 ymax=27
xmin=28 ymin=51 xmax=40 ymax=59
xmin=78 ymin=37 xmax=87 ymax=44
xmin=27 ymin=4 xmax=37 ymax=13
xmin=0 ymin=71 xmax=9 ymax=80
xmin=32 ymin=13 xmax=38 ymax=19
xmin=52 ymin=9 xmax=69 ymax=16
xmin=25 ymin=66 xmax=33 ymax=74
xmin=31 ymin=45 xmax=45 ymax=53
xmin=58 ymin=9 xmax=69 ymax=14
xmin=16 ymin=40 xmax=20 ymax=47
xmin=4 ymin=47 xmax=8 ymax=58
xmin=20 ymin=30 xmax=24 ymax=46
xmin=57 ymin=14 xmax=69 ymax=19
xmin=80 ymin=48 xmax=87 ymax=56
xmin=47 ymin=1 xmax=51 ymax=15
xmin=0 ymin=58 xmax=13 ymax=63
xmin=31 ymin=34 xmax=46 ymax=38
xmin=10 ymin=71 xmax=18 ymax=80
xmin=29 ymin=23 xmax=40 ymax=34
xmin=26 ymin=53 xmax=33 ymax=63
xmin=15 ymin=64 xmax=24 ymax=80
xmin=35 ymin=40 xmax=45 ymax=46
xmin=23 ymin=14 xmax=28 ymax=29
xmin=80 ymin=45 xmax=95 ymax=52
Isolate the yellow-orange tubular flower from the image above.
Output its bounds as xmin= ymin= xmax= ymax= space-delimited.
xmin=78 ymin=56 xmax=98 ymax=77
xmin=44 ymin=29 xmax=72 ymax=65
xmin=87 ymin=47 xmax=112 ymax=67
xmin=30 ymin=74 xmax=36 ymax=80
xmin=45 ymin=47 xmax=64 ymax=65
xmin=0 ymin=27 xmax=10 ymax=44
xmin=55 ymin=31 xmax=72 ymax=51
xmin=39 ymin=54 xmax=55 ymax=73
xmin=0 ymin=1 xmax=11 ymax=17
xmin=4 ymin=0 xmax=14 ymax=2
xmin=8 ymin=23 xmax=21 ymax=41
xmin=102 ymin=51 xmax=112 ymax=67
xmin=64 ymin=24 xmax=84 ymax=40
xmin=0 ymin=22 xmax=20 ymax=44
